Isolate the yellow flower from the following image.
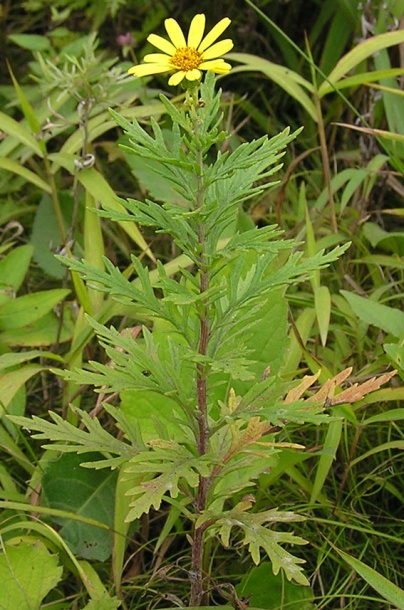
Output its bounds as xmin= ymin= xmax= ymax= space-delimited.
xmin=128 ymin=14 xmax=233 ymax=86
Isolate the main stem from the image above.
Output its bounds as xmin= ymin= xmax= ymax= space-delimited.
xmin=189 ymin=143 xmax=211 ymax=606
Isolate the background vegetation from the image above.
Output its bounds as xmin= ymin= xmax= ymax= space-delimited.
xmin=0 ymin=0 xmax=403 ymax=608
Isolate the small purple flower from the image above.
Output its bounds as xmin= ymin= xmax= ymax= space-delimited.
xmin=117 ymin=32 xmax=135 ymax=47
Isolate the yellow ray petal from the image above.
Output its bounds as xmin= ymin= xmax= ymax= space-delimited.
xmin=185 ymin=68 xmax=202 ymax=81
xmin=165 ymin=18 xmax=186 ymax=48
xmin=200 ymin=39 xmax=233 ymax=60
xmin=143 ymin=53 xmax=172 ymax=65
xmin=199 ymin=59 xmax=232 ymax=74
xmin=147 ymin=33 xmax=176 ymax=56
xmin=187 ymin=14 xmax=205 ymax=48
xmin=197 ymin=17 xmax=231 ymax=54
xmin=168 ymin=71 xmax=186 ymax=86
xmin=128 ymin=63 xmax=171 ymax=77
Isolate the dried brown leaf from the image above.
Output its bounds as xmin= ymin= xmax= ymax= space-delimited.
xmin=284 ymin=370 xmax=321 ymax=403
xmin=310 ymin=367 xmax=353 ymax=402
xmin=329 ymin=370 xmax=397 ymax=405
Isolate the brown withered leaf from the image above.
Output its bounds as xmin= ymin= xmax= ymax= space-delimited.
xmin=310 ymin=367 xmax=352 ymax=402
xmin=284 ymin=370 xmax=321 ymax=403
xmin=284 ymin=368 xmax=397 ymax=407
xmin=328 ymin=370 xmax=397 ymax=406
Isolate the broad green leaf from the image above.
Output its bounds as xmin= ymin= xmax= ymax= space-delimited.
xmin=237 ymin=563 xmax=314 ymax=610
xmin=0 ymin=364 xmax=44 ymax=412
xmin=318 ymin=68 xmax=404 ymax=95
xmin=314 ymin=285 xmax=331 ymax=347
xmin=310 ymin=419 xmax=343 ymax=504
xmin=0 ymin=537 xmax=62 ymax=609
xmin=359 ymin=254 xmax=404 ymax=269
xmin=0 ymin=244 xmax=33 ymax=306
xmin=8 ymin=33 xmax=51 ymax=51
xmin=320 ymin=30 xmax=404 ymax=94
xmin=384 ymin=343 xmax=404 ymax=374
xmin=78 ymin=560 xmax=121 ymax=606
xmin=121 ymin=389 xmax=187 ymax=444
xmin=30 ymin=193 xmax=74 ymax=280
xmin=0 ymin=288 xmax=70 ymax=330
xmin=362 ymin=221 xmax=404 ymax=256
xmin=112 ymin=469 xmax=138 ymax=594
xmin=372 ymin=36 xmax=404 ymax=156
xmin=84 ymin=190 xmax=105 ymax=313
xmin=226 ymin=52 xmax=317 ymax=121
xmin=237 ymin=288 xmax=289 ymax=380
xmin=341 ymin=290 xmax=404 ymax=339
xmin=0 ymin=110 xmax=43 ymax=156
xmin=41 ymin=452 xmax=118 ymax=561
xmin=0 ymin=349 xmax=63 ymax=368
xmin=0 ymin=156 xmax=50 ymax=192
xmin=363 ymin=408 xmax=404 ymax=425
xmin=0 ymin=309 xmax=74 ymax=346
xmin=335 ymin=547 xmax=404 ymax=608
xmin=340 ymin=169 xmax=368 ymax=213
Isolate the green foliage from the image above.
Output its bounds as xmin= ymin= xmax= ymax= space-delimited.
xmin=41 ymin=453 xmax=119 ymax=561
xmin=237 ymin=562 xmax=315 ymax=609
xmin=0 ymin=537 xmax=63 ymax=609
xmin=10 ymin=71 xmax=355 ymax=604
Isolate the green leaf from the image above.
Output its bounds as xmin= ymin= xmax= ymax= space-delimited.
xmin=318 ymin=68 xmax=404 ymax=95
xmin=41 ymin=453 xmax=118 ymax=561
xmin=310 ymin=419 xmax=343 ymax=504
xmin=363 ymin=408 xmax=404 ymax=425
xmin=0 ymin=309 xmax=74 ymax=346
xmin=227 ymin=52 xmax=317 ymax=121
xmin=8 ymin=33 xmax=51 ymax=51
xmin=237 ymin=563 xmax=314 ymax=609
xmin=314 ymin=285 xmax=331 ymax=347
xmin=362 ymin=221 xmax=404 ymax=256
xmin=319 ymin=30 xmax=404 ymax=94
xmin=78 ymin=560 xmax=121 ymax=607
xmin=10 ymin=405 xmax=139 ymax=466
xmin=341 ymin=290 xmax=404 ymax=339
xmin=0 ymin=110 xmax=44 ymax=157
xmin=124 ymin=443 xmax=210 ymax=521
xmin=7 ymin=61 xmax=42 ymax=137
xmin=0 ymin=288 xmax=70 ymax=330
xmin=384 ymin=343 xmax=404 ymax=374
xmin=0 ymin=349 xmax=63 ymax=369
xmin=0 ymin=364 xmax=44 ymax=412
xmin=335 ymin=547 xmax=404 ymax=608
xmin=0 ymin=244 xmax=33 ymax=306
xmin=0 ymin=537 xmax=62 ymax=609
xmin=0 ymin=156 xmax=50 ymax=193
xmin=212 ymin=508 xmax=309 ymax=586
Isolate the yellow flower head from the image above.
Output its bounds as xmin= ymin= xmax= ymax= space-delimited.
xmin=128 ymin=14 xmax=233 ymax=86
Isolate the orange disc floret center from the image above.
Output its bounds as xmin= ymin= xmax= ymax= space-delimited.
xmin=171 ymin=47 xmax=202 ymax=71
